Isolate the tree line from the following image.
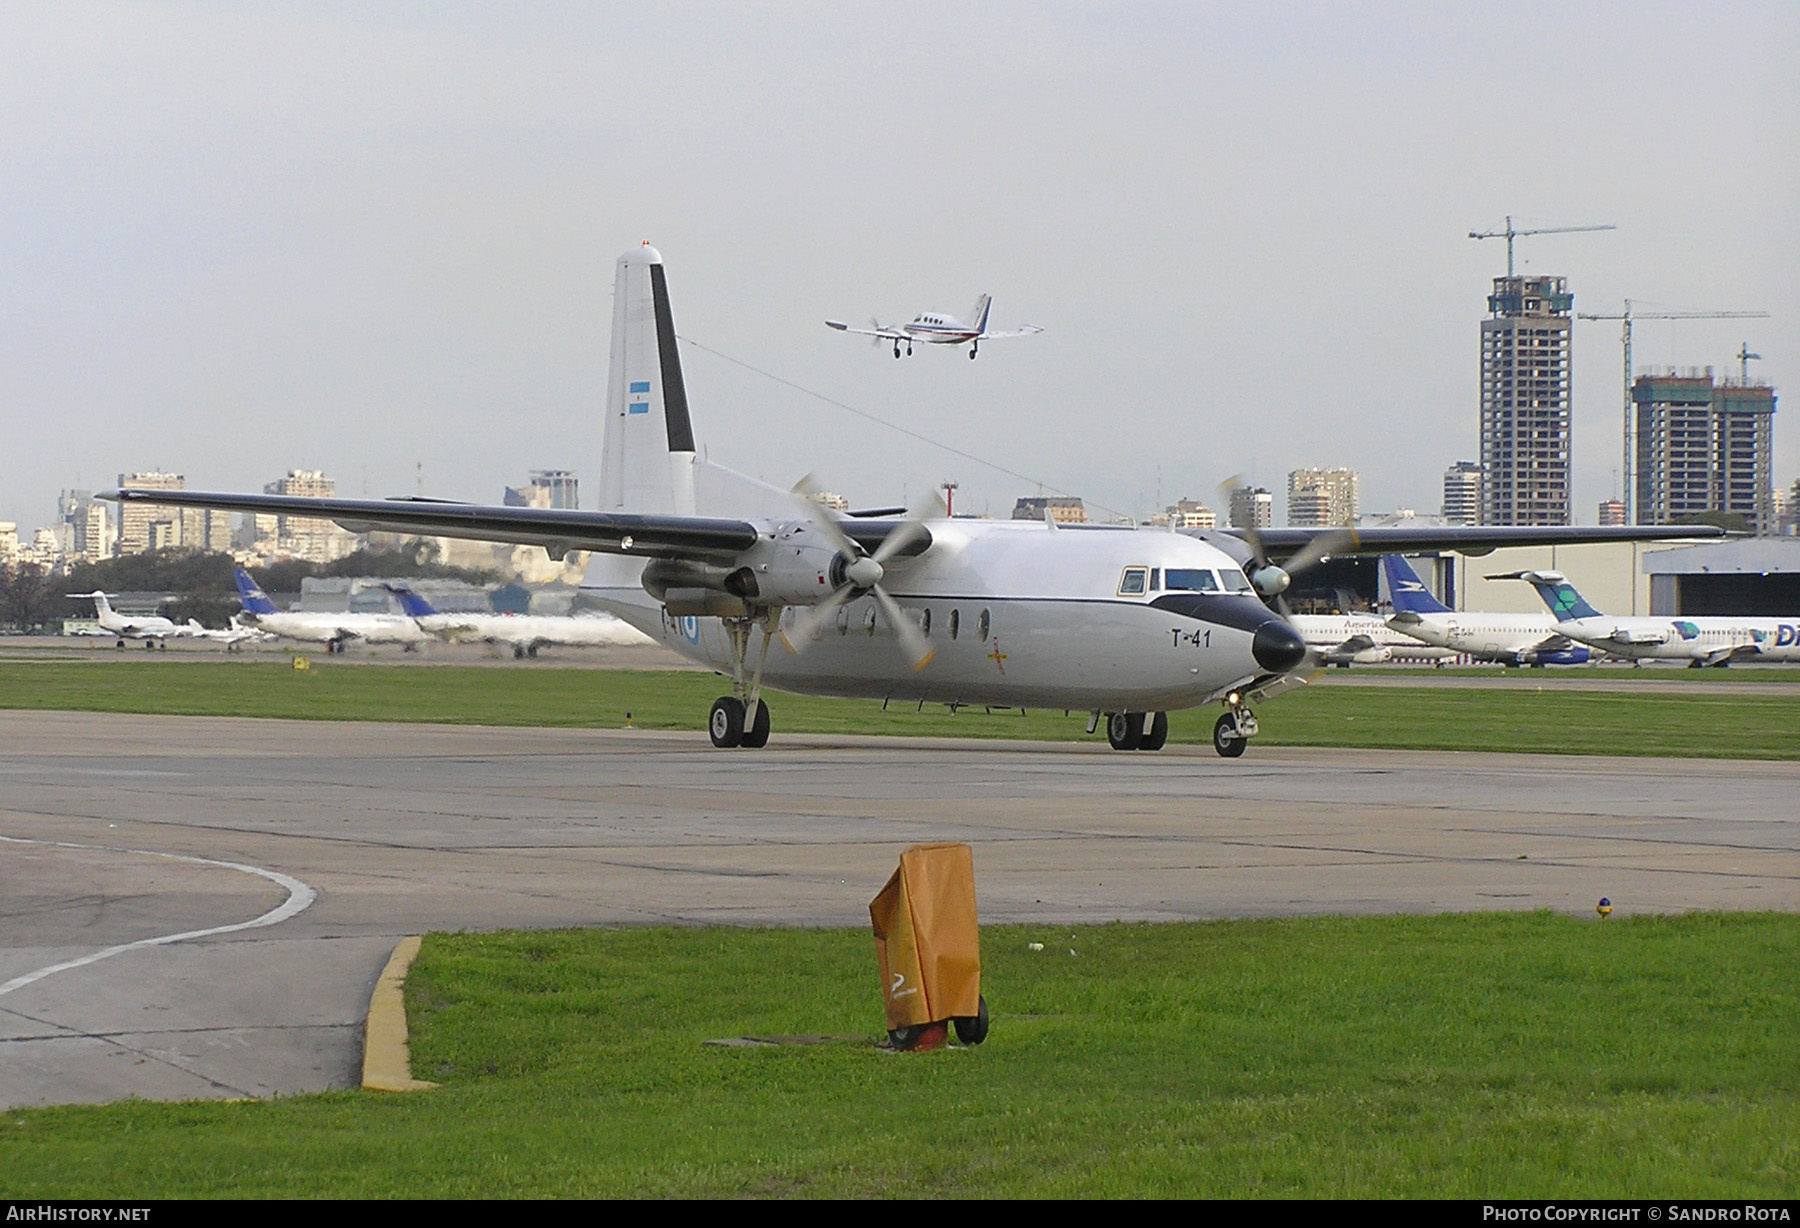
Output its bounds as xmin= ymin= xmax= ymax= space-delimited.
xmin=0 ymin=542 xmax=500 ymax=632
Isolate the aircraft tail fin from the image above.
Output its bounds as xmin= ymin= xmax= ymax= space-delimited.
xmin=233 ymin=569 xmax=281 ymax=617
xmin=966 ymin=294 xmax=992 ymax=335
xmin=1495 ymin=570 xmax=1605 ymax=621
xmin=382 ymin=583 xmax=438 ymax=619
xmin=69 ymin=590 xmax=115 ymax=617
xmin=1383 ymin=556 xmax=1452 ymax=615
xmin=598 ymin=243 xmax=698 ymax=518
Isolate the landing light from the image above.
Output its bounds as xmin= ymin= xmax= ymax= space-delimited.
xmin=1227 ymin=691 xmax=1240 ymax=705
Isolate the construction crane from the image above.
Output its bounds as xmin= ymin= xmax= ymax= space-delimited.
xmin=1737 ymin=342 xmax=1763 ymax=384
xmin=1577 ymin=300 xmax=1770 ymax=524
xmin=1468 ymin=216 xmax=1616 ymax=277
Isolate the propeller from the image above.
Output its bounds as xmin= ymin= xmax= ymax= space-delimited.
xmin=785 ymin=475 xmax=942 ymax=669
xmin=1216 ymin=475 xmax=1358 ymax=613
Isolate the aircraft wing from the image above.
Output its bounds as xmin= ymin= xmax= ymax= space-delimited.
xmin=1216 ymin=524 xmax=1724 ymax=561
xmin=825 ymin=321 xmax=909 ymax=341
xmin=977 ymin=325 xmax=1045 ymax=339
xmin=104 ymin=488 xmax=931 ymax=562
xmin=107 ymin=489 xmax=762 ymax=563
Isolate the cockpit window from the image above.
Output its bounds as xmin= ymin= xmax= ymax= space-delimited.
xmin=1164 ymin=568 xmax=1220 ymax=593
xmin=1219 ymin=568 xmax=1252 ymax=593
xmin=1118 ymin=567 xmax=1149 ymax=596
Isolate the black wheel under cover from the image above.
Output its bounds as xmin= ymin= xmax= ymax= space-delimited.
xmin=954 ymin=996 xmax=991 ymax=1046
xmin=1140 ymin=712 xmax=1168 ymax=751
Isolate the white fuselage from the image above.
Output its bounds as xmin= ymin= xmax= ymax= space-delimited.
xmin=240 ymin=609 xmax=429 ymax=648
xmin=586 ymin=519 xmax=1299 ymax=712
xmin=1552 ymin=616 xmax=1800 ymax=664
xmin=1386 ymin=612 xmax=1586 ymax=663
xmin=901 ymin=315 xmax=980 ymax=345
xmin=411 ymin=612 xmax=650 ymax=652
xmin=1289 ymin=613 xmax=1456 ymax=665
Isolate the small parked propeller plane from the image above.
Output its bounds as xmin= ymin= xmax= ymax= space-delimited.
xmin=108 ymin=244 xmax=1716 ymax=755
xmin=826 ymin=294 xmax=1042 ymax=359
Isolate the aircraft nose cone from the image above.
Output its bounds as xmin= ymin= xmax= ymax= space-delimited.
xmin=1253 ymin=620 xmax=1307 ymax=673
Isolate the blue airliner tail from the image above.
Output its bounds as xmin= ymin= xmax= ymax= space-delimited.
xmin=233 ymin=569 xmax=281 ymax=617
xmin=1382 ymin=556 xmax=1452 ymax=615
xmin=382 ymin=584 xmax=439 ymax=619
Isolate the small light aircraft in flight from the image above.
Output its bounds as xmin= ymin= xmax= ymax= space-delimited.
xmin=109 ymin=245 xmax=1718 ymax=755
xmin=826 ymin=295 xmax=1043 ymax=359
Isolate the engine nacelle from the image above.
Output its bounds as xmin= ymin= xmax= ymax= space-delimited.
xmin=721 ymin=537 xmax=848 ymax=607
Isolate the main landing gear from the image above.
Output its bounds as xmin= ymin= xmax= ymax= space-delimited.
xmin=1103 ymin=711 xmax=1168 ymax=751
xmin=708 ymin=612 xmax=777 ymax=749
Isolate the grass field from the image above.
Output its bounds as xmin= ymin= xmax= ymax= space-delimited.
xmin=3 ymin=914 xmax=1795 ymax=1198
xmin=1 ymin=660 xmax=1798 ymax=758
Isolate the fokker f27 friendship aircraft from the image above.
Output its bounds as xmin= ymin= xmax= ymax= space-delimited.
xmin=826 ymin=295 xmax=1043 ymax=359
xmin=109 ymin=245 xmax=1717 ymax=756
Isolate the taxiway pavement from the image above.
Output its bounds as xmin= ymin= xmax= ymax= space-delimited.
xmin=2 ymin=710 xmax=1795 ymax=1110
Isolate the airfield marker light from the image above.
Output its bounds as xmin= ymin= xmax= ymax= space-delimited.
xmin=1597 ymin=897 xmax=1613 ymax=918
xmin=624 ymin=711 xmax=634 ymax=728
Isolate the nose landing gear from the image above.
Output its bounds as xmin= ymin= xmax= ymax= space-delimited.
xmin=1212 ymin=697 xmax=1258 ymax=759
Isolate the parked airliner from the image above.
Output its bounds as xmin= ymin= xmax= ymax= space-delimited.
xmin=70 ymin=591 xmax=196 ymax=649
xmin=1503 ymin=570 xmax=1799 ymax=666
xmin=1382 ymin=557 xmax=1593 ymax=666
xmin=232 ymin=570 xmax=428 ymax=653
xmin=827 ymin=295 xmax=1042 ymax=359
xmin=109 ymin=244 xmax=1717 ymax=755
xmin=383 ymin=584 xmax=650 ymax=658
xmin=1288 ymin=611 xmax=1455 ymax=667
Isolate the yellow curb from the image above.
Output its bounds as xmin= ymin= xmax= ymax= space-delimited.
xmin=362 ymin=935 xmax=438 ymax=1092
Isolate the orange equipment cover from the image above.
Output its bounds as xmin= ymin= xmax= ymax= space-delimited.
xmin=869 ymin=842 xmax=981 ymax=1030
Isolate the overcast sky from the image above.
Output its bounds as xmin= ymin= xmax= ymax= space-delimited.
xmin=3 ymin=2 xmax=1796 ymax=530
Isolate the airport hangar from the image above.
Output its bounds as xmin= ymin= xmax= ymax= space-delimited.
xmin=1288 ymin=537 xmax=1800 ymax=619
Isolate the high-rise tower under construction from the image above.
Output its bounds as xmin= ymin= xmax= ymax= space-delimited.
xmin=1480 ymin=275 xmax=1573 ymax=525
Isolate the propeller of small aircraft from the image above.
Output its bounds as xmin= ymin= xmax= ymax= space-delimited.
xmin=784 ymin=476 xmax=942 ymax=669
xmin=1216 ymin=475 xmax=1358 ymax=615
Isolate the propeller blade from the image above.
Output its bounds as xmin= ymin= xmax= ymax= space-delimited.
xmin=1216 ymin=473 xmax=1267 ymax=566
xmin=871 ymin=489 xmax=945 ymax=566
xmin=789 ymin=474 xmax=860 ymax=561
xmin=1282 ymin=528 xmax=1359 ymax=578
xmin=780 ymin=583 xmax=855 ymax=654
xmin=871 ymin=584 xmax=935 ymax=670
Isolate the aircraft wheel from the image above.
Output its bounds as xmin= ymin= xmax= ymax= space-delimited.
xmin=1213 ymin=712 xmax=1247 ymax=758
xmin=1140 ymin=712 xmax=1168 ymax=751
xmin=740 ymin=699 xmax=771 ymax=748
xmin=513 ymin=645 xmax=525 ymax=659
xmin=1106 ymin=711 xmax=1143 ymax=751
xmin=709 ymin=697 xmax=745 ymax=748
xmin=968 ymin=348 xmax=977 ymax=360
xmin=528 ymin=645 xmax=539 ymax=658
xmin=953 ymin=996 xmax=990 ymax=1046
xmin=116 ymin=640 xmax=125 ymax=649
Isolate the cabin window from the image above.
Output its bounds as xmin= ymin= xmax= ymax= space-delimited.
xmin=1220 ymin=568 xmax=1253 ymax=594
xmin=1164 ymin=568 xmax=1220 ymax=593
xmin=978 ymin=608 xmax=990 ymax=642
xmin=1149 ymin=568 xmax=1161 ymax=591
xmin=1118 ymin=567 xmax=1149 ymax=596
xmin=948 ymin=609 xmax=960 ymax=640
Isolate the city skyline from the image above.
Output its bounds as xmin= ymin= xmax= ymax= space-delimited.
xmin=1 ymin=5 xmax=1794 ymax=532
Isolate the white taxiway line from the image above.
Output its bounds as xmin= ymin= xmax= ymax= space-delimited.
xmin=0 ymin=835 xmax=317 ymax=999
